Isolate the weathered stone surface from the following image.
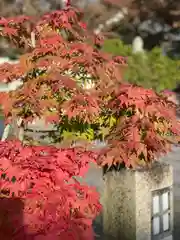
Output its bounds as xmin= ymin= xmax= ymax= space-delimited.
xmin=102 ymin=169 xmax=136 ymax=240
xmin=101 ymin=163 xmax=173 ymax=240
xmin=135 ymin=163 xmax=173 ymax=240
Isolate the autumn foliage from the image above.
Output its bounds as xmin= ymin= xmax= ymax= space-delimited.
xmin=0 ymin=3 xmax=179 ymax=240
xmin=0 ymin=140 xmax=101 ymax=239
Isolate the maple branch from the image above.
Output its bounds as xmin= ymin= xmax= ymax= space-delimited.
xmin=31 ymin=31 xmax=36 ymax=48
xmin=1 ymin=124 xmax=11 ymax=141
xmin=16 ymin=118 xmax=24 ymax=141
xmin=18 ymin=126 xmax=24 ymax=141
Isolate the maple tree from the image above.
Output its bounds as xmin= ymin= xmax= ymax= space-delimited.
xmin=0 ymin=2 xmax=179 ymax=240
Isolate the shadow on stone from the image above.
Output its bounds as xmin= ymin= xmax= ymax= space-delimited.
xmin=0 ymin=197 xmax=28 ymax=240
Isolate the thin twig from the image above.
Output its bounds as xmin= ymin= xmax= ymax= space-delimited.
xmin=18 ymin=126 xmax=24 ymax=142
xmin=31 ymin=31 xmax=36 ymax=48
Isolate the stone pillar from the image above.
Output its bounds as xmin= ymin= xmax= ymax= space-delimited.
xmin=102 ymin=163 xmax=173 ymax=240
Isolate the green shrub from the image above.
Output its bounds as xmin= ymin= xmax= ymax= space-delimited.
xmin=102 ymin=38 xmax=180 ymax=92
